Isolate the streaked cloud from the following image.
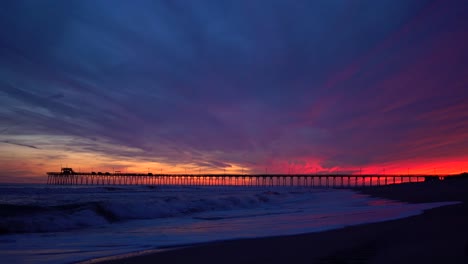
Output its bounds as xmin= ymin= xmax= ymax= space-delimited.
xmin=0 ymin=0 xmax=467 ymax=181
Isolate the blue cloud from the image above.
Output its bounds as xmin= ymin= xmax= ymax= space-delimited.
xmin=1 ymin=0 xmax=467 ymax=174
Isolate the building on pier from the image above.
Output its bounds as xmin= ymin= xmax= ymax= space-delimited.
xmin=61 ymin=168 xmax=75 ymax=174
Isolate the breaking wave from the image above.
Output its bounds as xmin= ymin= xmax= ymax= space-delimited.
xmin=0 ymin=187 xmax=284 ymax=234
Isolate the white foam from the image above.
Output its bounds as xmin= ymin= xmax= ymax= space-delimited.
xmin=0 ymin=186 xmax=287 ymax=233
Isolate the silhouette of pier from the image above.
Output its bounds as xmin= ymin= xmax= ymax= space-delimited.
xmin=46 ymin=168 xmax=448 ymax=188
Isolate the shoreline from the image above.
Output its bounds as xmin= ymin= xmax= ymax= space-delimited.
xmin=93 ymin=180 xmax=468 ymax=264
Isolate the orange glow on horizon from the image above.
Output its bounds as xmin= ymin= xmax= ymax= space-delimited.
xmin=1 ymin=141 xmax=466 ymax=183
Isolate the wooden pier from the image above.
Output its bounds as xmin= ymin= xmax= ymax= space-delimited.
xmin=46 ymin=168 xmax=446 ymax=188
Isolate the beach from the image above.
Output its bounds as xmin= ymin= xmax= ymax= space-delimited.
xmin=99 ymin=179 xmax=468 ymax=264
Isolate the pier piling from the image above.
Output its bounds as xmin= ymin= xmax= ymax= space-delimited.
xmin=46 ymin=168 xmax=440 ymax=188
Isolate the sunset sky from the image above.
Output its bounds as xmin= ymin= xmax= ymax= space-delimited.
xmin=1 ymin=0 xmax=467 ymax=182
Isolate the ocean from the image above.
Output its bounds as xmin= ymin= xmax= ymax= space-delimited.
xmin=0 ymin=184 xmax=456 ymax=264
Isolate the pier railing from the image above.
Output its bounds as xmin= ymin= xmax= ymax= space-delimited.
xmin=46 ymin=171 xmax=447 ymax=188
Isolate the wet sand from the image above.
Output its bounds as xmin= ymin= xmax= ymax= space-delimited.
xmin=99 ymin=179 xmax=468 ymax=264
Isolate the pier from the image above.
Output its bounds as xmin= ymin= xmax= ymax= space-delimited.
xmin=46 ymin=168 xmax=447 ymax=188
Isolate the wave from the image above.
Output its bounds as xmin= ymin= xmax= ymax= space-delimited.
xmin=0 ymin=190 xmax=283 ymax=234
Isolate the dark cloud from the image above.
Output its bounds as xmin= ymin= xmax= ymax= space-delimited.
xmin=0 ymin=141 xmax=39 ymax=149
xmin=0 ymin=0 xmax=467 ymax=176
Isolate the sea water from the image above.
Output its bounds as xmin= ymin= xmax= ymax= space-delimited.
xmin=0 ymin=184 xmax=457 ymax=264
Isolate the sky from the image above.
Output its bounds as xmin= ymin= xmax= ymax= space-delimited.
xmin=0 ymin=0 xmax=467 ymax=182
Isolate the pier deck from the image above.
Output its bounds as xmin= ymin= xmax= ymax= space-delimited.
xmin=46 ymin=168 xmax=447 ymax=188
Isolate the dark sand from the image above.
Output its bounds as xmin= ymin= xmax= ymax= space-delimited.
xmin=99 ymin=180 xmax=468 ymax=264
